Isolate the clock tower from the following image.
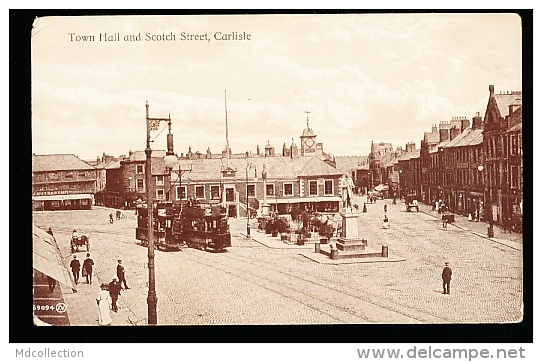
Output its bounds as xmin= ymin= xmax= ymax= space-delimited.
xmin=300 ymin=111 xmax=317 ymax=156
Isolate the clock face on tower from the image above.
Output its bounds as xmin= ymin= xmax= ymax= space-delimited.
xmin=305 ymin=138 xmax=315 ymax=147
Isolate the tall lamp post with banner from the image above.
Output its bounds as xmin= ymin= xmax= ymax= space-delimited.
xmin=145 ymin=101 xmax=174 ymax=325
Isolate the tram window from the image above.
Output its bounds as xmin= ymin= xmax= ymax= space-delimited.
xmin=213 ymin=220 xmax=217 ymax=229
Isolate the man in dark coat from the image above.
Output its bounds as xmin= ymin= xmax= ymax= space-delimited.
xmin=46 ymin=228 xmax=54 ymax=237
xmin=69 ymin=255 xmax=81 ymax=285
xmin=83 ymin=253 xmax=95 ymax=285
xmin=116 ymin=259 xmax=129 ymax=290
xmin=442 ymin=262 xmax=452 ymax=294
xmin=108 ymin=276 xmax=122 ymax=312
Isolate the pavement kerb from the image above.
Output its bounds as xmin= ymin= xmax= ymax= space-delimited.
xmin=418 ymin=209 xmax=522 ymax=251
xmin=241 ymin=229 xmax=407 ymax=264
xmin=240 ymin=230 xmax=314 ymax=249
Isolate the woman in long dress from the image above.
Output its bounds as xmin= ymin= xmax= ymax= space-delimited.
xmin=96 ymin=283 xmax=112 ymax=326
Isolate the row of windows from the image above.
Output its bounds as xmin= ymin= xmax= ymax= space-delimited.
xmin=428 ymin=165 xmax=521 ymax=189
xmin=430 ymin=147 xmax=483 ymax=169
xmin=34 ymin=171 xmax=91 ymax=181
xmin=34 ymin=181 xmax=95 ymax=192
xmin=156 ymin=180 xmax=335 ymax=201
xmin=486 ymin=133 xmax=522 ymax=159
xmin=486 ymin=164 xmax=522 ymax=189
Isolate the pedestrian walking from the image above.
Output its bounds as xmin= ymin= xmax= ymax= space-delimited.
xmin=362 ymin=203 xmax=367 ymax=213
xmin=69 ymin=255 xmax=81 ymax=285
xmin=109 ymin=212 xmax=114 ymax=224
xmin=46 ymin=275 xmax=56 ymax=293
xmin=46 ymin=227 xmax=54 ymax=237
xmin=117 ymin=259 xmax=130 ymax=290
xmin=108 ymin=276 xmax=122 ymax=313
xmin=83 ymin=253 xmax=95 ymax=285
xmin=441 ymin=262 xmax=452 ymax=294
xmin=384 ymin=204 xmax=387 ymax=213
xmin=96 ymin=283 xmax=112 ymax=325
xmin=442 ymin=215 xmax=448 ymax=230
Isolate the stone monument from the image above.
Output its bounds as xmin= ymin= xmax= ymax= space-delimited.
xmin=337 ymin=174 xmax=367 ymax=252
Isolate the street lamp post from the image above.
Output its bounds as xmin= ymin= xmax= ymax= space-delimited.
xmin=145 ymin=101 xmax=171 ymax=325
xmin=245 ymin=162 xmax=256 ymax=236
xmin=261 ymin=162 xmax=269 ymax=216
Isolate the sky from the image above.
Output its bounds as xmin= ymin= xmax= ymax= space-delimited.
xmin=31 ymin=13 xmax=523 ymax=161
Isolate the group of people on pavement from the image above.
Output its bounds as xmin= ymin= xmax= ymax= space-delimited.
xmin=69 ymin=253 xmax=94 ymax=285
xmin=95 ymin=259 xmax=130 ymax=326
xmin=68 ymin=245 xmax=129 ymax=325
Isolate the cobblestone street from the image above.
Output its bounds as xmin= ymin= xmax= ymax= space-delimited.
xmin=32 ymin=201 xmax=523 ymax=326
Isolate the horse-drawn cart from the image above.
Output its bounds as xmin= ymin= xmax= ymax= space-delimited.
xmin=70 ymin=234 xmax=90 ymax=253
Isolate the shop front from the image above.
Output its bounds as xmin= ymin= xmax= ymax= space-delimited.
xmin=32 ymin=194 xmax=93 ymax=211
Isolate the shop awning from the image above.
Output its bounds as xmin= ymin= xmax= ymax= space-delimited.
xmin=62 ymin=193 xmax=92 ymax=200
xmin=33 ymin=225 xmax=76 ymax=290
xmin=258 ymin=196 xmax=341 ymax=204
xmin=32 ymin=193 xmax=92 ymax=201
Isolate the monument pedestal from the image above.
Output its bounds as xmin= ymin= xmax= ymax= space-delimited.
xmin=315 ymin=208 xmax=391 ymax=260
xmin=336 ymin=208 xmax=367 ymax=252
xmin=336 ymin=237 xmax=367 ymax=252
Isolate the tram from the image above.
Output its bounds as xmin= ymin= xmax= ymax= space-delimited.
xmin=135 ymin=200 xmax=231 ymax=252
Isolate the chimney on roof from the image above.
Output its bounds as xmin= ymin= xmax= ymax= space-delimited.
xmin=129 ymin=150 xmax=133 ymax=157
xmin=256 ymin=145 xmax=260 ymax=156
xmin=508 ymin=103 xmax=521 ymax=116
xmin=290 ymin=141 xmax=298 ymax=158
xmin=489 ymin=84 xmax=494 ymax=97
xmin=439 ymin=127 xmax=450 ymax=143
xmin=405 ymin=142 xmax=416 ymax=153
xmin=461 ymin=117 xmax=470 ymax=133
xmin=432 ymin=124 xmax=438 ymax=134
xmin=472 ymin=112 xmax=483 ymax=130
xmin=450 ymin=126 xmax=461 ymax=140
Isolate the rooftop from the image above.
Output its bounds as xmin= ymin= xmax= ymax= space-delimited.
xmin=32 ymin=154 xmax=96 ymax=172
xmin=172 ymin=155 xmax=341 ymax=182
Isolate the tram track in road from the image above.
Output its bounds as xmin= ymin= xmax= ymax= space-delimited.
xmin=47 ymin=225 xmax=447 ymax=323
xmin=62 ymin=227 xmax=447 ymax=323
xmin=180 ymin=249 xmax=370 ymax=324
xmin=219 ymin=251 xmax=450 ymax=324
xmin=180 ymin=248 xmax=447 ymax=324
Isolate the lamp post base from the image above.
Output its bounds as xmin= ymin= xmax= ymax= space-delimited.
xmin=246 ymin=226 xmax=251 ymax=237
xmin=147 ymin=293 xmax=158 ymax=325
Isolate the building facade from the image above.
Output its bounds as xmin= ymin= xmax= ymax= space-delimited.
xmin=32 ymin=154 xmax=97 ymax=211
xmin=391 ymin=84 xmax=522 ymax=230
xmin=482 ymin=85 xmax=522 ymax=229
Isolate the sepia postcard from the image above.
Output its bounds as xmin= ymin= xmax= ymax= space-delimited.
xmin=28 ymin=13 xmax=527 ymax=342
